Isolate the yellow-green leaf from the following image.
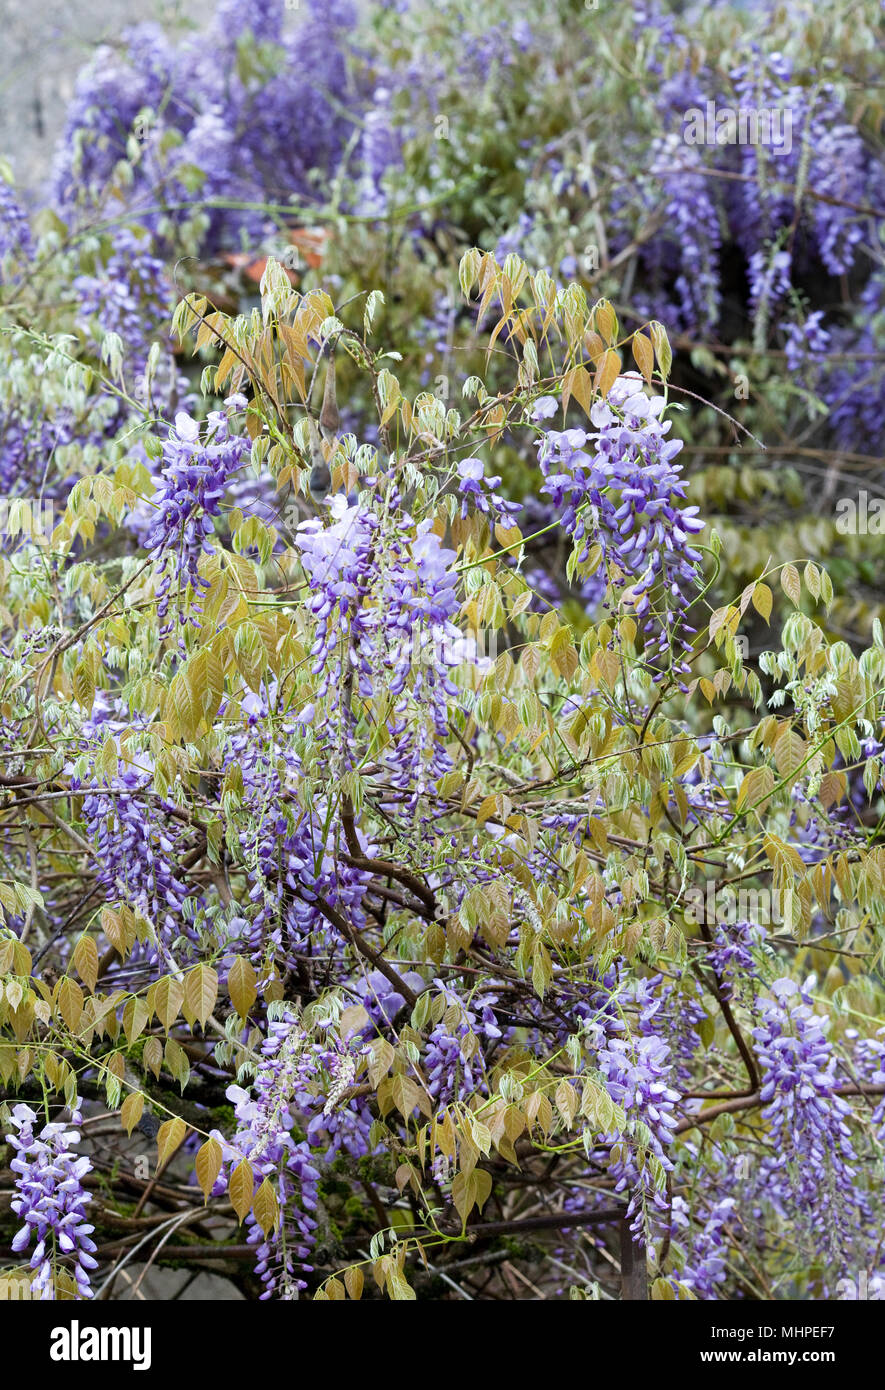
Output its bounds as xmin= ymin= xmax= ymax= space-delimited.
xmin=452 ymin=1168 xmax=492 ymax=1227
xmin=230 ymin=1158 xmax=254 ymax=1224
xmin=195 ymin=1137 xmax=223 ymax=1201
xmin=123 ymin=996 xmax=149 ymax=1047
xmin=227 ymin=956 xmax=257 ymax=1018
xmin=156 ymin=1117 xmax=187 ymax=1173
xmin=751 ymin=582 xmax=773 ymax=623
xmin=184 ymin=964 xmax=218 ymax=1027
xmin=71 ymin=935 xmax=99 ymax=993
xmin=632 ymin=331 xmax=654 ymax=384
xmin=143 ymin=1035 xmax=163 ymax=1079
xmin=252 ymin=1177 xmax=280 ymax=1237
xmin=153 ymin=976 xmax=184 ymax=1033
xmin=774 ymin=727 xmax=807 ymax=782
xmin=595 ymin=347 xmax=621 ymax=400
xmin=780 ymin=564 xmax=801 ymax=607
xmin=120 ymin=1092 xmax=144 ymax=1137
xmin=737 ymin=765 xmax=775 ymax=814
xmin=56 ymin=977 xmax=84 ymax=1032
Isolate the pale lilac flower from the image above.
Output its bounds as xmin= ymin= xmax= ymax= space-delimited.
xmin=6 ymin=1101 xmax=97 ymax=1299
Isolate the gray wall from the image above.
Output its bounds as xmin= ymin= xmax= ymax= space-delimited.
xmin=0 ymin=0 xmax=202 ymax=191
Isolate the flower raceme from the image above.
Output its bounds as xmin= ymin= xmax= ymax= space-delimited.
xmin=5 ymin=1101 xmax=97 ymax=1299
xmin=212 ymin=1008 xmax=374 ymax=1299
xmin=77 ymin=769 xmax=193 ymax=952
xmin=294 ymin=490 xmax=465 ymax=800
xmin=146 ymin=396 xmax=250 ymax=628
xmin=294 ymin=495 xmax=460 ymax=686
xmin=752 ymin=979 xmax=860 ymax=1256
xmin=52 ymin=0 xmax=359 ymax=251
xmin=533 ymin=373 xmax=704 ymax=677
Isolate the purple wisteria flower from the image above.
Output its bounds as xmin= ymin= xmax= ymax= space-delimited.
xmin=667 ymin=1193 xmax=736 ymax=1299
xmin=77 ymin=767 xmax=193 ymax=951
xmin=356 ymin=86 xmax=401 ymax=215
xmin=73 ymin=230 xmax=169 ymax=369
xmin=575 ymin=973 xmax=682 ymax=1237
xmin=53 ymin=2 xmax=362 ymax=252
xmin=707 ymin=919 xmax=764 ymax=1003
xmin=752 ymin=978 xmax=859 ymax=1257
xmin=748 ymin=248 xmax=793 ymax=316
xmin=354 ymin=968 xmax=426 ymax=1025
xmin=295 ymin=490 xmax=467 ymax=803
xmin=597 ymin=1028 xmax=681 ymax=1235
xmin=811 ymin=124 xmax=867 ymax=277
xmin=424 ymin=979 xmax=501 ymax=1104
xmin=214 ymin=1008 xmax=377 ymax=1296
xmin=782 ymin=310 xmax=831 ymax=374
xmin=648 ymin=135 xmax=721 ymax=334
xmin=296 ymin=494 xmax=379 ymax=700
xmin=530 ymin=395 xmax=559 ymax=421
xmin=825 ymin=271 xmax=885 ymax=454
xmin=146 ymin=395 xmax=250 ymax=628
xmin=0 ymin=181 xmax=33 ymax=269
xmin=536 ymin=372 xmax=703 ymax=676
xmin=224 ymin=713 xmax=372 ymax=962
xmin=6 ymin=1101 xmax=97 ymax=1299
xmin=455 ymin=456 xmax=521 ymax=522
xmin=215 ymin=1018 xmax=321 ymax=1299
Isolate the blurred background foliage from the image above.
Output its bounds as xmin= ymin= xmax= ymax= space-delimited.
xmin=0 ymin=0 xmax=883 ymax=657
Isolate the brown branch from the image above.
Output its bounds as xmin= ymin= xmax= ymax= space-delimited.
xmin=340 ymin=796 xmax=437 ymax=916
xmin=311 ymin=892 xmax=419 ymax=1009
xmin=446 ymin=1205 xmax=625 ymax=1240
xmin=676 ymin=1082 xmax=885 ymax=1135
xmin=694 ymin=922 xmax=760 ymax=1093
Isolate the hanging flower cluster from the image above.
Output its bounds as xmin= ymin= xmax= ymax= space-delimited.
xmin=455 ymin=456 xmax=522 ymax=524
xmin=534 ymin=374 xmax=704 ymax=676
xmin=77 ymin=768 xmax=193 ymax=951
xmin=225 ymin=714 xmax=372 ymax=963
xmin=146 ymin=396 xmax=250 ymax=628
xmin=596 ymin=1027 xmax=680 ymax=1235
xmin=423 ymin=979 xmax=502 ymax=1104
xmin=667 ymin=1193 xmax=736 ymax=1300
xmin=5 ymin=1101 xmax=97 ymax=1299
xmin=214 ymin=1007 xmax=374 ymax=1297
xmin=220 ymin=1053 xmax=322 ymax=1299
xmin=295 ymin=491 xmax=464 ymax=801
xmin=752 ymin=979 xmax=860 ymax=1258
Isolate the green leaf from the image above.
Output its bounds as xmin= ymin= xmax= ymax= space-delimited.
xmin=649 ymin=321 xmax=672 ymax=380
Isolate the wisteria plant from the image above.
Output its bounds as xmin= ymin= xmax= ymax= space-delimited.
xmin=1 ymin=237 xmax=885 ymax=1304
